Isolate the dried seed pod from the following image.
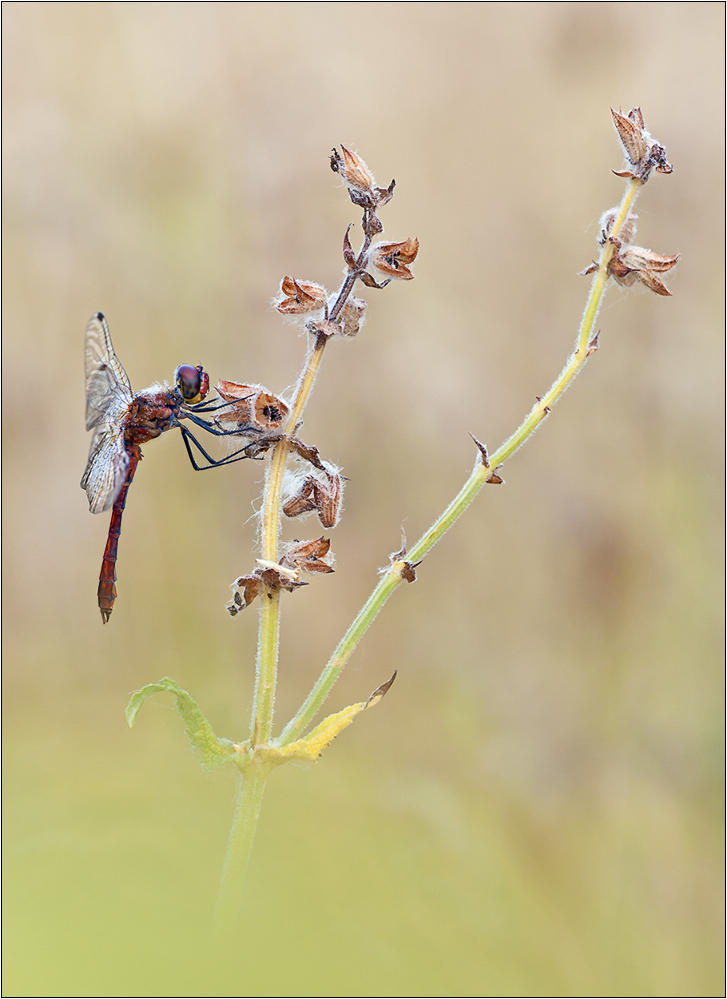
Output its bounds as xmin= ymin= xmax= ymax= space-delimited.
xmin=338 ymin=297 xmax=367 ymax=337
xmin=276 ymin=277 xmax=328 ymax=315
xmin=226 ymin=560 xmax=308 ymax=615
xmin=280 ymin=537 xmax=335 ymax=574
xmin=611 ymin=108 xmax=673 ymax=183
xmin=216 ymin=380 xmax=290 ymax=433
xmin=330 ymin=145 xmax=375 ymax=192
xmin=282 ymin=465 xmax=344 ymax=528
xmin=368 ymin=238 xmax=419 ymax=280
xmin=282 ymin=476 xmax=318 ymax=519
xmin=469 ymin=433 xmax=490 ymax=468
xmin=607 ymin=242 xmax=679 ymax=296
xmin=227 ymin=574 xmax=264 ymax=614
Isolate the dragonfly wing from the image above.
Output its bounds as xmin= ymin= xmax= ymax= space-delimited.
xmin=84 ymin=312 xmax=133 ymax=431
xmin=81 ymin=422 xmax=130 ymax=513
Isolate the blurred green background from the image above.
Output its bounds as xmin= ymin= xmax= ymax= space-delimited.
xmin=3 ymin=3 xmax=723 ymax=996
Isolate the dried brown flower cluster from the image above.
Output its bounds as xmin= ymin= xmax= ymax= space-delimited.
xmin=216 ymin=380 xmax=290 ymax=434
xmin=282 ymin=465 xmax=344 ymax=529
xmin=330 ymin=145 xmax=396 ymax=209
xmin=271 ymin=147 xmax=418 ymax=339
xmin=221 ymin=145 xmax=418 ymax=614
xmin=581 ymin=215 xmax=679 ymax=296
xmin=602 ymin=243 xmax=680 ymax=296
xmin=611 ymin=107 xmax=673 ymax=183
xmin=281 ymin=537 xmax=335 ymax=574
xmin=227 ymin=563 xmax=307 ymax=615
xmin=579 ymin=110 xmax=678 ymax=296
xmin=226 ymin=538 xmax=335 ymax=615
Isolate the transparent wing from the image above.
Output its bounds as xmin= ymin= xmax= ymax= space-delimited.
xmin=80 ymin=422 xmax=130 ymax=514
xmin=84 ymin=312 xmax=133 ymax=431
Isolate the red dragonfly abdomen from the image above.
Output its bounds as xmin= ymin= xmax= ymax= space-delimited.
xmin=98 ymin=444 xmax=142 ymax=623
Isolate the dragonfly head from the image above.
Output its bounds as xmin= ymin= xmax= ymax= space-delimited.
xmin=175 ymin=364 xmax=209 ymax=405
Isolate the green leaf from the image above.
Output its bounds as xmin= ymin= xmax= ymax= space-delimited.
xmin=125 ymin=677 xmax=238 ymax=771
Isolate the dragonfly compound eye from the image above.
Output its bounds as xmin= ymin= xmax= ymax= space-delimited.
xmin=175 ymin=364 xmax=207 ymax=402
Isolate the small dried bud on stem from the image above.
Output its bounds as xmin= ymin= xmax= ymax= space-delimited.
xmin=330 ymin=145 xmax=376 ymax=193
xmin=611 ymin=107 xmax=673 ymax=183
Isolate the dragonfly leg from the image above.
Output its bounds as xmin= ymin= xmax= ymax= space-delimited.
xmin=179 ymin=425 xmax=265 ymax=470
xmin=183 ymin=410 xmax=263 ymax=438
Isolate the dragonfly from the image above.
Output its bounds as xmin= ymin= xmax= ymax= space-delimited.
xmin=81 ymin=312 xmax=259 ymax=623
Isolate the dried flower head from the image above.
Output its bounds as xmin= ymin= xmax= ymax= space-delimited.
xmin=275 ymin=277 xmax=328 ymax=316
xmin=216 ymin=380 xmax=290 ymax=434
xmin=282 ymin=464 xmax=344 ymax=529
xmin=607 ymin=242 xmax=680 ymax=296
xmin=280 ymin=537 xmax=335 ymax=574
xmin=226 ymin=562 xmax=308 ymax=615
xmin=330 ymin=145 xmax=375 ymax=193
xmin=368 ymin=238 xmax=419 ymax=281
xmin=330 ymin=146 xmax=396 ymax=210
xmin=611 ymin=108 xmax=673 ymax=183
xmin=338 ymin=296 xmax=367 ymax=337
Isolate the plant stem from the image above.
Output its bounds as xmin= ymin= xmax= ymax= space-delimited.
xmin=251 ymin=592 xmax=280 ymax=745
xmin=277 ymin=561 xmax=408 ymax=745
xmin=215 ymin=763 xmax=270 ymax=924
xmin=251 ymin=333 xmax=328 ymax=744
xmin=250 ymin=222 xmax=376 ymax=745
xmin=278 ymin=176 xmax=641 ymax=744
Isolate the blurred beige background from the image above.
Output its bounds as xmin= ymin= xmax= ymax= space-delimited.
xmin=3 ymin=3 xmax=723 ymax=995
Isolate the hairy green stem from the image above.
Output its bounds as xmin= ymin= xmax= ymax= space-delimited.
xmin=215 ymin=764 xmax=270 ymax=924
xmin=224 ymin=258 xmax=372 ymax=912
xmin=278 ymin=176 xmax=641 ymax=744
xmin=221 ymin=172 xmax=642 ymax=916
xmin=250 ymin=334 xmax=327 ymax=745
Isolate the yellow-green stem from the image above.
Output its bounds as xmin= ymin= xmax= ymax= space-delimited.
xmin=279 ymin=176 xmax=641 ymax=744
xmin=251 ymin=334 xmax=328 ymax=743
xmin=215 ymin=763 xmax=270 ymax=925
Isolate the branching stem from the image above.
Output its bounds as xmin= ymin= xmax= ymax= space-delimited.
xmin=220 ymin=235 xmax=375 ymax=916
xmin=219 ymin=165 xmax=646 ymax=920
xmin=278 ymin=176 xmax=641 ymax=744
